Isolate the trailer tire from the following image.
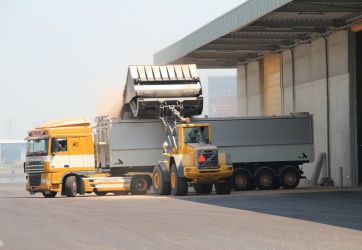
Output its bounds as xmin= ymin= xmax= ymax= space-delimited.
xmin=279 ymin=168 xmax=300 ymax=189
xmin=254 ymin=169 xmax=276 ymax=190
xmin=94 ymin=190 xmax=108 ymax=196
xmin=131 ymin=175 xmax=150 ymax=195
xmin=194 ymin=184 xmax=213 ymax=194
xmin=42 ymin=191 xmax=57 ymax=198
xmin=153 ymin=165 xmax=171 ymax=195
xmin=232 ymin=169 xmax=252 ymax=191
xmin=170 ymin=164 xmax=188 ymax=196
xmin=65 ymin=176 xmax=77 ymax=197
xmin=215 ymin=178 xmax=232 ymax=195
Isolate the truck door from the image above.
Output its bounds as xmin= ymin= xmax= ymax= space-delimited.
xmin=51 ymin=138 xmax=70 ymax=169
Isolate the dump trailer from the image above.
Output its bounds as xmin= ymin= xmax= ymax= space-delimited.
xmin=193 ymin=113 xmax=314 ymax=190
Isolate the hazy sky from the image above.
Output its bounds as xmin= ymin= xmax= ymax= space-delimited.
xmin=0 ymin=0 xmax=244 ymax=140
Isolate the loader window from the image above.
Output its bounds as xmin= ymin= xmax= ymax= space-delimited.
xmin=184 ymin=126 xmax=209 ymax=144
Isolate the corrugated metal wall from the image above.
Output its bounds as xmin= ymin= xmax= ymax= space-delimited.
xmin=263 ymin=54 xmax=281 ymax=116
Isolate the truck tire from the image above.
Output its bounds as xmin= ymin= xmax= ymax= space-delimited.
xmin=254 ymin=169 xmax=276 ymax=190
xmin=113 ymin=191 xmax=128 ymax=195
xmin=194 ymin=184 xmax=213 ymax=194
xmin=153 ymin=165 xmax=171 ymax=195
xmin=65 ymin=176 xmax=77 ymax=197
xmin=131 ymin=175 xmax=150 ymax=195
xmin=170 ymin=164 xmax=188 ymax=196
xmin=215 ymin=178 xmax=232 ymax=195
xmin=279 ymin=168 xmax=300 ymax=189
xmin=42 ymin=191 xmax=57 ymax=198
xmin=232 ymin=169 xmax=252 ymax=191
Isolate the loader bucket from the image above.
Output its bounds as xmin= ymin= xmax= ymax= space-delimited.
xmin=124 ymin=64 xmax=203 ymax=118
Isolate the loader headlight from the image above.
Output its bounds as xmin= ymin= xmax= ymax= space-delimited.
xmin=42 ymin=178 xmax=50 ymax=183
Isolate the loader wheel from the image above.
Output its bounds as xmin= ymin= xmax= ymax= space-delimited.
xmin=215 ymin=178 xmax=232 ymax=195
xmin=131 ymin=175 xmax=150 ymax=195
xmin=94 ymin=190 xmax=108 ymax=196
xmin=254 ymin=169 xmax=275 ymax=190
xmin=42 ymin=191 xmax=57 ymax=198
xmin=279 ymin=167 xmax=300 ymax=189
xmin=65 ymin=176 xmax=77 ymax=197
xmin=153 ymin=165 xmax=171 ymax=195
xmin=194 ymin=184 xmax=213 ymax=195
xmin=232 ymin=169 xmax=252 ymax=191
xmin=170 ymin=164 xmax=188 ymax=196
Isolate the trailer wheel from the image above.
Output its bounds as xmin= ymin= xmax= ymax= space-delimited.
xmin=153 ymin=165 xmax=171 ymax=195
xmin=215 ymin=178 xmax=232 ymax=195
xmin=94 ymin=190 xmax=107 ymax=196
xmin=131 ymin=175 xmax=150 ymax=195
xmin=254 ymin=169 xmax=275 ymax=190
xmin=194 ymin=184 xmax=213 ymax=194
xmin=279 ymin=168 xmax=300 ymax=189
xmin=65 ymin=176 xmax=77 ymax=197
xmin=232 ymin=170 xmax=252 ymax=191
xmin=170 ymin=164 xmax=188 ymax=196
xmin=42 ymin=191 xmax=57 ymax=198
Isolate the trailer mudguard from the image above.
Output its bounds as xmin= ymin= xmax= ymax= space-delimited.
xmin=157 ymin=161 xmax=171 ymax=182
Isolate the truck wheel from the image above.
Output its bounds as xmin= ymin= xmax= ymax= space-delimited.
xmin=42 ymin=191 xmax=57 ymax=198
xmin=94 ymin=190 xmax=107 ymax=196
xmin=131 ymin=175 xmax=150 ymax=195
xmin=279 ymin=168 xmax=300 ymax=189
xmin=65 ymin=176 xmax=77 ymax=197
xmin=254 ymin=169 xmax=275 ymax=190
xmin=215 ymin=178 xmax=232 ymax=195
xmin=232 ymin=170 xmax=252 ymax=191
xmin=170 ymin=164 xmax=188 ymax=196
xmin=153 ymin=165 xmax=171 ymax=195
xmin=194 ymin=184 xmax=213 ymax=194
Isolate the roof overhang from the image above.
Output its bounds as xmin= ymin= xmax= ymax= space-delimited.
xmin=154 ymin=0 xmax=362 ymax=69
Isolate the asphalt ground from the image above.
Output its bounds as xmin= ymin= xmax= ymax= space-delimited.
xmin=0 ymin=182 xmax=361 ymax=250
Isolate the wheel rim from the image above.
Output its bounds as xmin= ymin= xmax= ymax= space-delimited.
xmin=136 ymin=179 xmax=147 ymax=192
xmin=171 ymin=172 xmax=176 ymax=189
xmin=284 ymin=172 xmax=296 ymax=186
xmin=154 ymin=173 xmax=160 ymax=189
xmin=235 ymin=175 xmax=246 ymax=188
xmin=259 ymin=174 xmax=272 ymax=187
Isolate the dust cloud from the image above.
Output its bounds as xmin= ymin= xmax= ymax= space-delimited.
xmin=97 ymin=84 xmax=125 ymax=119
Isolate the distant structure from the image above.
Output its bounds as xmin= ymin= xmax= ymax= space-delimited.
xmin=208 ymin=76 xmax=237 ymax=117
xmin=0 ymin=140 xmax=26 ymax=162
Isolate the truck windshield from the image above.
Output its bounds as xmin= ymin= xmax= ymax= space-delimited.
xmin=184 ymin=126 xmax=209 ymax=144
xmin=26 ymin=139 xmax=49 ymax=156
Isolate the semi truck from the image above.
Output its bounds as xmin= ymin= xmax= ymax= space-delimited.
xmin=24 ymin=64 xmax=234 ymax=197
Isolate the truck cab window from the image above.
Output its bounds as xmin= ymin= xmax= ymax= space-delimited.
xmin=53 ymin=138 xmax=67 ymax=152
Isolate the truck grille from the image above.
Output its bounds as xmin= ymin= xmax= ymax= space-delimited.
xmin=25 ymin=161 xmax=44 ymax=173
xmin=28 ymin=174 xmax=41 ymax=186
xmin=197 ymin=150 xmax=218 ymax=169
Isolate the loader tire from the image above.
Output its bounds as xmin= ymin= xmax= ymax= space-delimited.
xmin=170 ymin=164 xmax=188 ymax=196
xmin=153 ymin=165 xmax=171 ymax=195
xmin=232 ymin=169 xmax=252 ymax=191
xmin=194 ymin=184 xmax=213 ymax=195
xmin=279 ymin=167 xmax=300 ymax=189
xmin=113 ymin=191 xmax=128 ymax=196
xmin=131 ymin=175 xmax=150 ymax=195
xmin=65 ymin=176 xmax=77 ymax=197
xmin=215 ymin=178 xmax=232 ymax=195
xmin=254 ymin=168 xmax=276 ymax=190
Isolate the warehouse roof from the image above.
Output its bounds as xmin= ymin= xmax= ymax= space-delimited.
xmin=154 ymin=0 xmax=362 ymax=69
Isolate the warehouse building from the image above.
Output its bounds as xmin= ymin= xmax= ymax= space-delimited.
xmin=154 ymin=0 xmax=362 ymax=187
